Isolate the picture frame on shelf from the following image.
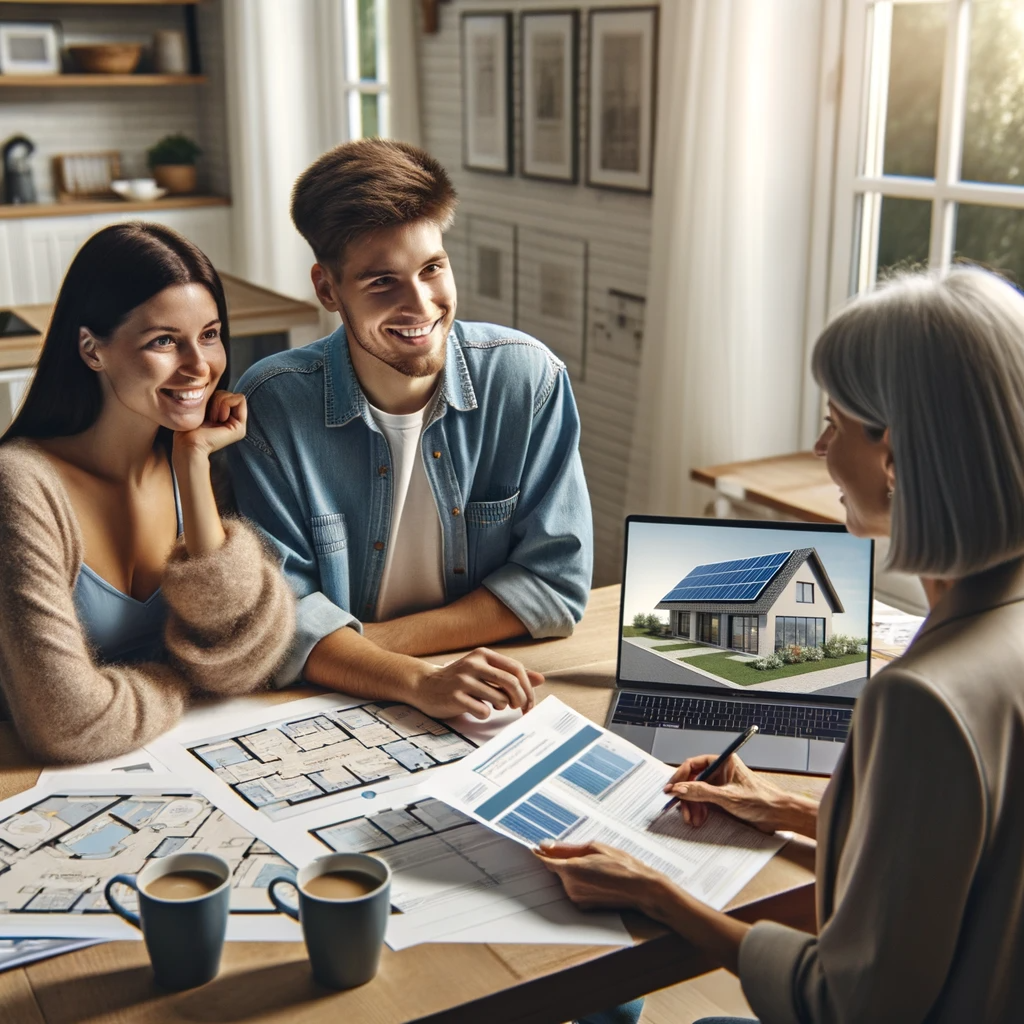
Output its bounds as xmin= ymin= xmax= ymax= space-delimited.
xmin=521 ymin=10 xmax=579 ymax=184
xmin=586 ymin=6 xmax=658 ymax=193
xmin=0 ymin=22 xmax=61 ymax=76
xmin=461 ymin=12 xmax=513 ymax=175
xmin=53 ymin=151 xmax=122 ymax=201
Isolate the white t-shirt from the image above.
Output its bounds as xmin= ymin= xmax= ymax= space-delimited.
xmin=368 ymin=395 xmax=446 ymax=621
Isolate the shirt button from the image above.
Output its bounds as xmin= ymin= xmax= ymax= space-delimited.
xmin=373 ymin=541 xmax=384 ymax=551
xmin=453 ymin=567 xmax=466 ymax=575
xmin=451 ymin=507 xmax=460 ymax=516
xmin=378 ymin=466 xmax=388 ymax=476
xmin=433 ymin=451 xmax=441 ymax=459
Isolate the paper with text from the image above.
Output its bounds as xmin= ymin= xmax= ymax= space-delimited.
xmin=426 ymin=697 xmax=785 ymax=911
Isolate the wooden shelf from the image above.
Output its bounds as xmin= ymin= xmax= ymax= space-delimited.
xmin=0 ymin=74 xmax=206 ymax=87
xmin=0 ymin=195 xmax=230 ymax=220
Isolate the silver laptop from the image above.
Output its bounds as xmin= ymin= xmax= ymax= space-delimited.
xmin=607 ymin=515 xmax=875 ymax=775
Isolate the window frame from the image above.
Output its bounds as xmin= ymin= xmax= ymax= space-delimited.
xmin=796 ymin=581 xmax=814 ymax=603
xmin=830 ymin=0 xmax=1024 ymax=308
xmin=343 ymin=0 xmax=390 ymax=140
xmin=805 ymin=0 xmax=1024 ymax=444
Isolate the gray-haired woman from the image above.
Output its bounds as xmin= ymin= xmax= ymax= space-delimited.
xmin=537 ymin=266 xmax=1024 ymax=1024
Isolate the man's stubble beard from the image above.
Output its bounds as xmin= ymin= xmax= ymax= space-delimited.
xmin=340 ymin=299 xmax=450 ymax=379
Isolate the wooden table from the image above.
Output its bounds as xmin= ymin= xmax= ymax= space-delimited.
xmin=0 ymin=273 xmax=321 ymax=372
xmin=0 ymin=586 xmax=822 ymax=1023
xmin=691 ymin=452 xmax=842 ymax=524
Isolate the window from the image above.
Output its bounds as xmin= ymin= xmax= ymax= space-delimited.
xmin=730 ymin=616 xmax=759 ymax=654
xmin=830 ymin=1 xmax=1024 ymax=305
xmin=775 ymin=617 xmax=826 ymax=650
xmin=344 ymin=0 xmax=389 ymax=139
xmin=697 ymin=613 xmax=720 ymax=645
xmin=676 ymin=612 xmax=691 ymax=639
xmin=796 ymin=582 xmax=814 ymax=603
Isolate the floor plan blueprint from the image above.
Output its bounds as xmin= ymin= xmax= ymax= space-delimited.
xmin=186 ymin=701 xmax=477 ymax=821
xmin=0 ymin=780 xmax=301 ymax=941
xmin=309 ymin=796 xmax=630 ymax=950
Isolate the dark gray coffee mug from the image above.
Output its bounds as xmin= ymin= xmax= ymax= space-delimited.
xmin=105 ymin=851 xmax=231 ymax=991
xmin=268 ymin=853 xmax=391 ymax=989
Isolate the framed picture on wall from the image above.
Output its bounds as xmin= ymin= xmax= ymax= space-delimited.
xmin=461 ymin=12 xmax=513 ymax=175
xmin=586 ymin=7 xmax=658 ymax=193
xmin=521 ymin=10 xmax=579 ymax=183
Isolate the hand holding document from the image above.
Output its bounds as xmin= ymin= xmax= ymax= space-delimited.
xmin=426 ymin=697 xmax=784 ymax=911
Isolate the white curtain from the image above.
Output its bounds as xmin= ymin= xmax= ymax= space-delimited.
xmin=627 ymin=0 xmax=826 ymax=516
xmin=222 ymin=0 xmax=422 ymax=300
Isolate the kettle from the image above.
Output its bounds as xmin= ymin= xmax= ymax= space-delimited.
xmin=2 ymin=136 xmax=38 ymax=205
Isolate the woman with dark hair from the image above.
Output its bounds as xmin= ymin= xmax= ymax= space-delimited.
xmin=539 ymin=266 xmax=1024 ymax=1024
xmin=0 ymin=222 xmax=295 ymax=762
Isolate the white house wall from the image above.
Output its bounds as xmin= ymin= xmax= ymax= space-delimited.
xmin=765 ymin=558 xmax=834 ymax=652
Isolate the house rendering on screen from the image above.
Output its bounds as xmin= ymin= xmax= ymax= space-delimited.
xmin=655 ymin=548 xmax=844 ymax=658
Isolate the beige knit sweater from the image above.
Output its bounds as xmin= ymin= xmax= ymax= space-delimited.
xmin=0 ymin=439 xmax=296 ymax=763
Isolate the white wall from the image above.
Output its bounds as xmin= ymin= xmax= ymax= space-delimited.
xmin=417 ymin=0 xmax=656 ymax=585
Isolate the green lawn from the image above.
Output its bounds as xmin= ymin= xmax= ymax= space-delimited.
xmin=652 ymin=642 xmax=702 ymax=652
xmin=682 ymin=652 xmax=866 ymax=687
xmin=622 ymin=627 xmax=667 ymax=638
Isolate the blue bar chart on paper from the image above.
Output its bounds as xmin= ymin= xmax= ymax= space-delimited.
xmin=499 ymin=793 xmax=581 ymax=844
xmin=558 ymin=743 xmax=642 ymax=798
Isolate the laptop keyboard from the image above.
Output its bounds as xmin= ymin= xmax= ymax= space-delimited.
xmin=612 ymin=693 xmax=852 ymax=742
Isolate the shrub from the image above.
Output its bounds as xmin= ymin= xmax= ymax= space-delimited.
xmin=805 ymin=645 xmax=825 ymax=661
xmin=632 ymin=613 xmax=648 ymax=630
xmin=782 ymin=644 xmax=807 ymax=664
xmin=753 ymin=651 xmax=784 ymax=670
xmin=645 ymin=613 xmax=665 ymax=634
xmin=821 ymin=635 xmax=848 ymax=658
xmin=147 ymin=133 xmax=202 ymax=167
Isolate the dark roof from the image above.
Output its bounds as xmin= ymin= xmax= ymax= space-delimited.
xmin=656 ymin=548 xmax=845 ymax=615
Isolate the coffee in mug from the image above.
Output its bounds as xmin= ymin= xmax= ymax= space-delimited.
xmin=269 ymin=853 xmax=391 ymax=989
xmin=302 ymin=870 xmax=380 ymax=900
xmin=145 ymin=870 xmax=223 ymax=901
xmin=104 ymin=852 xmax=231 ymax=991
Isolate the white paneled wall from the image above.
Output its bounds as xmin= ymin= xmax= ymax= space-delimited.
xmin=0 ymin=207 xmax=233 ymax=307
xmin=0 ymin=3 xmax=230 ymax=199
xmin=419 ymin=0 xmax=656 ymax=585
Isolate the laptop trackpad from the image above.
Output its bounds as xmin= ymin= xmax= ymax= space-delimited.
xmin=652 ymin=728 xmax=810 ymax=772
xmin=808 ymin=739 xmax=844 ymax=774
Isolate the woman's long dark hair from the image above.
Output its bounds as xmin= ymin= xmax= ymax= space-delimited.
xmin=2 ymin=222 xmax=230 ymax=444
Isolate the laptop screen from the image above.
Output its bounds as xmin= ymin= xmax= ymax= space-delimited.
xmin=618 ymin=516 xmax=875 ymax=704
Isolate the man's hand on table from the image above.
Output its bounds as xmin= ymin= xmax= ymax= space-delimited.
xmin=411 ymin=647 xmax=544 ymax=720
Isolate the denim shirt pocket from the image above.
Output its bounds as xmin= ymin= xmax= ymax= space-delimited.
xmin=465 ymin=492 xmax=519 ymax=584
xmin=311 ymin=513 xmax=348 ymax=554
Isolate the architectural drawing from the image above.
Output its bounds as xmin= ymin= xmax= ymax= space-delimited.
xmin=0 ymin=790 xmax=293 ymax=920
xmin=188 ymin=702 xmax=477 ymax=822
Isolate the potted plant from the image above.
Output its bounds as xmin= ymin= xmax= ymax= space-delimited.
xmin=147 ymin=134 xmax=202 ymax=195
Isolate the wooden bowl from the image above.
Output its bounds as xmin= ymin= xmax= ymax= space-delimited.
xmin=68 ymin=44 xmax=143 ymax=75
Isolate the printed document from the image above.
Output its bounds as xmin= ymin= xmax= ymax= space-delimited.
xmin=427 ymin=697 xmax=785 ymax=911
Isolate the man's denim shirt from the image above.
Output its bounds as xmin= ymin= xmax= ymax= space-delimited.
xmin=227 ymin=320 xmax=594 ymax=685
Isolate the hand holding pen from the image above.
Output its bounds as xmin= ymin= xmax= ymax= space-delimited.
xmin=660 ymin=725 xmax=793 ymax=832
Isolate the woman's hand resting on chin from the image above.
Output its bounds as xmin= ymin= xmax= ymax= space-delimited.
xmin=174 ymin=391 xmax=247 ymax=460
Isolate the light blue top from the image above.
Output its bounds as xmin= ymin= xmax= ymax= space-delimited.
xmin=73 ymin=473 xmax=182 ymax=664
xmin=227 ymin=321 xmax=594 ymax=687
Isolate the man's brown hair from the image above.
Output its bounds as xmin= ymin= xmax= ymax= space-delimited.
xmin=291 ymin=138 xmax=459 ymax=272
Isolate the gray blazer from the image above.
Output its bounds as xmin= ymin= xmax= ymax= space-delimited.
xmin=738 ymin=555 xmax=1024 ymax=1024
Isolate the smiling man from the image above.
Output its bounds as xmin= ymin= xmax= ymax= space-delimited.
xmin=227 ymin=139 xmax=592 ymax=719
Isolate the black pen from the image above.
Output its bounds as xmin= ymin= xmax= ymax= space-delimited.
xmin=660 ymin=724 xmax=760 ymax=813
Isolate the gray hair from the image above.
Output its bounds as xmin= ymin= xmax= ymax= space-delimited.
xmin=811 ymin=266 xmax=1024 ymax=577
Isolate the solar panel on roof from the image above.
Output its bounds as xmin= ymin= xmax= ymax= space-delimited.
xmin=660 ymin=551 xmax=791 ymax=603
